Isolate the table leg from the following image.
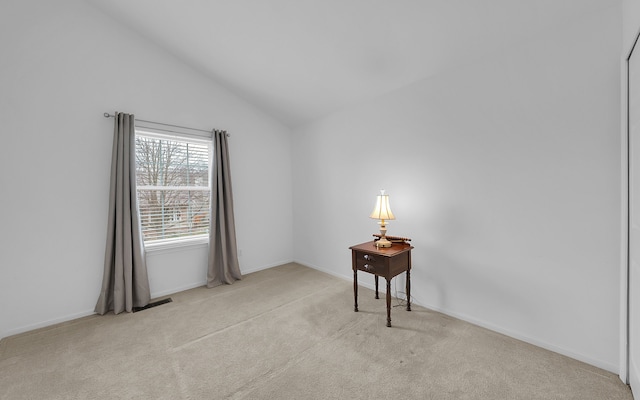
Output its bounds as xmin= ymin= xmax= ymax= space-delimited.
xmin=353 ymin=269 xmax=358 ymax=312
xmin=406 ymin=269 xmax=411 ymax=311
xmin=386 ymin=279 xmax=392 ymax=327
xmin=375 ymin=275 xmax=379 ymax=299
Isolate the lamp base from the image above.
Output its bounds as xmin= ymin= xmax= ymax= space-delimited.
xmin=375 ymin=237 xmax=392 ymax=248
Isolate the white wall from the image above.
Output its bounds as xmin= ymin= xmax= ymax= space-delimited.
xmin=623 ymin=0 xmax=640 ymax=53
xmin=623 ymin=0 xmax=640 ymax=389
xmin=0 ymin=0 xmax=293 ymax=338
xmin=292 ymin=7 xmax=622 ymax=372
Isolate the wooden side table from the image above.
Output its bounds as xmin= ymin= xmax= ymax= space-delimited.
xmin=349 ymin=240 xmax=413 ymax=327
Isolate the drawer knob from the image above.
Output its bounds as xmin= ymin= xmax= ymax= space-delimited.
xmin=364 ymin=264 xmax=374 ymax=271
xmin=364 ymin=254 xmax=371 ymax=261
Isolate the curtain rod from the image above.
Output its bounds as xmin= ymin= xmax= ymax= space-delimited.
xmin=103 ymin=113 xmax=229 ymax=137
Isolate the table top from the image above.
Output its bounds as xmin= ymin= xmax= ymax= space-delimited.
xmin=349 ymin=241 xmax=413 ymax=257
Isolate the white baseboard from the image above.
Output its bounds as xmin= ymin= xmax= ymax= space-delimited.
xmin=151 ymin=259 xmax=296 ymax=298
xmin=294 ymin=259 xmax=619 ymax=374
xmin=4 ymin=259 xmax=622 ymax=376
xmin=241 ymin=259 xmax=294 ymax=275
xmin=151 ymin=281 xmax=207 ymax=298
xmin=1 ymin=309 xmax=96 ymax=340
xmin=1 ymin=260 xmax=295 ymax=341
xmin=423 ymin=303 xmax=619 ymax=374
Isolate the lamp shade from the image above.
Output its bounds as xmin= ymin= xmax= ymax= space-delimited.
xmin=369 ymin=190 xmax=395 ymax=220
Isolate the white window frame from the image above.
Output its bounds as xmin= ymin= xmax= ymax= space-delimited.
xmin=134 ymin=128 xmax=213 ymax=251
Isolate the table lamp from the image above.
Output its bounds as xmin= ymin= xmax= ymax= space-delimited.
xmin=370 ymin=189 xmax=395 ymax=248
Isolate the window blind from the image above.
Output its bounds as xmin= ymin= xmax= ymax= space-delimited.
xmin=135 ymin=130 xmax=211 ymax=244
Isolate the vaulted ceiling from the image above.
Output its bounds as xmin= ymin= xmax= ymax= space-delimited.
xmin=88 ymin=0 xmax=619 ymax=127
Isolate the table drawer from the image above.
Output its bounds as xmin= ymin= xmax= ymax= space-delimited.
xmin=354 ymin=251 xmax=388 ymax=274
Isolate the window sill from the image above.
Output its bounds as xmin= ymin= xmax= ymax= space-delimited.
xmin=144 ymin=235 xmax=209 ymax=253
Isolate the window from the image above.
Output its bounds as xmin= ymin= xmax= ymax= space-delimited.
xmin=135 ymin=130 xmax=212 ymax=246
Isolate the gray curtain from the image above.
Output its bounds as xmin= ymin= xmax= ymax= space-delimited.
xmin=95 ymin=112 xmax=151 ymax=315
xmin=207 ymin=130 xmax=242 ymax=287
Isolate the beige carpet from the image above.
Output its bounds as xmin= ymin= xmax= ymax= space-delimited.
xmin=0 ymin=263 xmax=633 ymax=399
